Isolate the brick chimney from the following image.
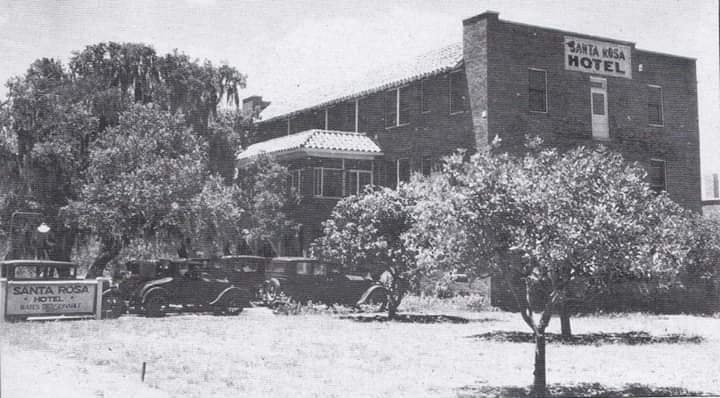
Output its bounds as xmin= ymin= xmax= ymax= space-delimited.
xmin=463 ymin=11 xmax=498 ymax=151
xmin=242 ymin=95 xmax=270 ymax=120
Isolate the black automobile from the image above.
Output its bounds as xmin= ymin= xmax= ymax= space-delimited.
xmin=262 ymin=257 xmax=387 ymax=306
xmin=216 ymin=255 xmax=268 ymax=300
xmin=116 ymin=258 xmax=251 ymax=317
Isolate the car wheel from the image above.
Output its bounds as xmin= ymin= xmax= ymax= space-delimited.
xmin=102 ymin=293 xmax=126 ymax=319
xmin=223 ymin=295 xmax=245 ymax=316
xmin=144 ymin=294 xmax=168 ymax=318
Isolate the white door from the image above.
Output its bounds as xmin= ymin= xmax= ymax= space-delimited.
xmin=590 ymin=77 xmax=609 ymax=140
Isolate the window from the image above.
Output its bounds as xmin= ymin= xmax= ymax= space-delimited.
xmin=398 ymin=158 xmax=410 ymax=183
xmin=289 ymin=169 xmax=302 ymax=193
xmin=385 ymin=158 xmax=410 ymax=188
xmin=384 ymin=90 xmax=397 ymax=128
xmin=421 ymin=155 xmax=433 ymax=176
xmin=449 ymin=71 xmax=468 ymax=113
xmin=648 ymin=85 xmax=663 ymax=125
xmin=312 ymin=264 xmax=327 ymax=276
xmin=421 ymin=79 xmax=431 ymax=113
xmin=344 ymin=159 xmax=373 ymax=196
xmin=649 ymin=159 xmax=666 ymax=193
xmin=312 ymin=158 xmax=373 ymax=198
xmin=398 ymin=87 xmax=410 ymax=125
xmin=296 ymin=262 xmax=311 ymax=275
xmin=385 ymin=87 xmax=410 ymax=128
xmin=529 ymin=69 xmax=547 ymax=112
xmin=591 ymin=92 xmax=605 ymax=115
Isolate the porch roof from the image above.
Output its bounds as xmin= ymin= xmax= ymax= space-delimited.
xmin=236 ymin=129 xmax=383 ymax=165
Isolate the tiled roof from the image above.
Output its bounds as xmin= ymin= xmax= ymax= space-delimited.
xmin=236 ymin=129 xmax=382 ymax=162
xmin=259 ymin=42 xmax=463 ymax=122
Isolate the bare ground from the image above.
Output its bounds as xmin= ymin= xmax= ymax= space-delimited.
xmin=1 ymin=307 xmax=719 ymax=397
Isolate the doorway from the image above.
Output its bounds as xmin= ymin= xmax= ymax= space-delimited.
xmin=590 ymin=76 xmax=609 ymax=140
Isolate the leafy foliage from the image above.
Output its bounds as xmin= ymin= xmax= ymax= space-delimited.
xmin=235 ymin=154 xmax=298 ymax=256
xmin=1 ymin=42 xmax=249 ymax=265
xmin=313 ymin=186 xmax=417 ymax=317
xmin=407 ymin=141 xmax=691 ymax=395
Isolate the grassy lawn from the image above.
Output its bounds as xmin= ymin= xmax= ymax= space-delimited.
xmin=1 ymin=301 xmax=719 ymax=397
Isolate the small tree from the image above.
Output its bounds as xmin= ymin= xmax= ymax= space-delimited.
xmin=314 ymin=186 xmax=417 ymax=318
xmin=409 ymin=144 xmax=687 ymax=397
xmin=68 ymin=105 xmax=244 ymax=275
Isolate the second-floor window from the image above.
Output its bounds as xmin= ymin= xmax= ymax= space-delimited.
xmin=421 ymin=79 xmax=431 ymax=113
xmin=529 ymin=69 xmax=547 ymax=112
xmin=385 ymin=87 xmax=410 ymax=128
xmin=449 ymin=71 xmax=468 ymax=114
xmin=648 ymin=85 xmax=664 ymax=126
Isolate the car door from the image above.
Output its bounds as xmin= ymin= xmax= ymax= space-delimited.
xmin=196 ymin=268 xmax=231 ymax=305
xmin=174 ymin=263 xmax=202 ymax=306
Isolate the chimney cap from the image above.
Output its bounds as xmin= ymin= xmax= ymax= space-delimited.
xmin=463 ymin=10 xmax=500 ymax=26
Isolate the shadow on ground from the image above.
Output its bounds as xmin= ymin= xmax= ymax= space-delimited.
xmin=457 ymin=382 xmax=708 ymax=397
xmin=468 ymin=330 xmax=704 ymax=345
xmin=339 ymin=313 xmax=497 ymax=324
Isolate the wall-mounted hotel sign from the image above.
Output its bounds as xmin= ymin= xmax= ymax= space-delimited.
xmin=564 ymin=36 xmax=632 ymax=79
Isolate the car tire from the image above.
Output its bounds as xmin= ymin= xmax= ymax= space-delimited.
xmin=144 ymin=294 xmax=168 ymax=318
xmin=223 ymin=295 xmax=246 ymax=316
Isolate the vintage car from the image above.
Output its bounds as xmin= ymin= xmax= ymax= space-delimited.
xmin=216 ymin=255 xmax=268 ymax=300
xmin=116 ymin=258 xmax=250 ymax=317
xmin=262 ymin=257 xmax=387 ymax=307
xmin=0 ymin=259 xmax=124 ymax=320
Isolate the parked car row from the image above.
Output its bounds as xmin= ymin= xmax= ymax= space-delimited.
xmin=104 ymin=256 xmax=387 ymax=318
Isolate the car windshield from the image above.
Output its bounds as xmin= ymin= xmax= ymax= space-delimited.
xmin=296 ymin=262 xmax=311 ymax=275
xmin=269 ymin=263 xmax=286 ymax=273
xmin=313 ymin=264 xmax=327 ymax=276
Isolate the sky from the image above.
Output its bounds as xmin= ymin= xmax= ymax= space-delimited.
xmin=1 ymin=0 xmax=718 ymax=182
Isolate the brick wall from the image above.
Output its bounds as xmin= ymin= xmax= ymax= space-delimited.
xmin=462 ymin=13 xmax=701 ymax=211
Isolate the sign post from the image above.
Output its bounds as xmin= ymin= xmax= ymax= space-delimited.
xmin=0 ymin=278 xmax=6 ymax=323
xmin=95 ymin=277 xmax=103 ymax=320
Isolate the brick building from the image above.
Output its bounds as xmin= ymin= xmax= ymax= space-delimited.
xmin=237 ymin=11 xmax=701 ymax=256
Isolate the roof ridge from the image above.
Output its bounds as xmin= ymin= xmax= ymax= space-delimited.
xmin=259 ymin=42 xmax=464 ymax=123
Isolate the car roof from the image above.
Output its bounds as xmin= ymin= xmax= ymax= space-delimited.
xmin=0 ymin=260 xmax=77 ymax=267
xmin=221 ymin=255 xmax=268 ymax=260
xmin=270 ymin=257 xmax=318 ymax=262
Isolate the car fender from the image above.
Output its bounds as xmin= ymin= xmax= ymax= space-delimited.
xmin=209 ymin=286 xmax=248 ymax=306
xmin=141 ymin=286 xmax=169 ymax=304
xmin=137 ymin=277 xmax=172 ymax=298
xmin=356 ymin=284 xmax=388 ymax=306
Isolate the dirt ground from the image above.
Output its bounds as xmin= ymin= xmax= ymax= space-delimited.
xmin=1 ymin=344 xmax=168 ymax=398
xmin=1 ymin=307 xmax=719 ymax=397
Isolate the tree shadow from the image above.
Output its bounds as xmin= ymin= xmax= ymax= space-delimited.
xmin=456 ymin=382 xmax=708 ymax=397
xmin=340 ymin=313 xmax=497 ymax=324
xmin=468 ymin=330 xmax=704 ymax=345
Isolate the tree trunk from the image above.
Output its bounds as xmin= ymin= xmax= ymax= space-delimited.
xmin=85 ymin=236 xmax=122 ymax=279
xmin=560 ymin=302 xmax=572 ymax=340
xmin=387 ymin=295 xmax=399 ymax=319
xmin=533 ymin=331 xmax=548 ymax=398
